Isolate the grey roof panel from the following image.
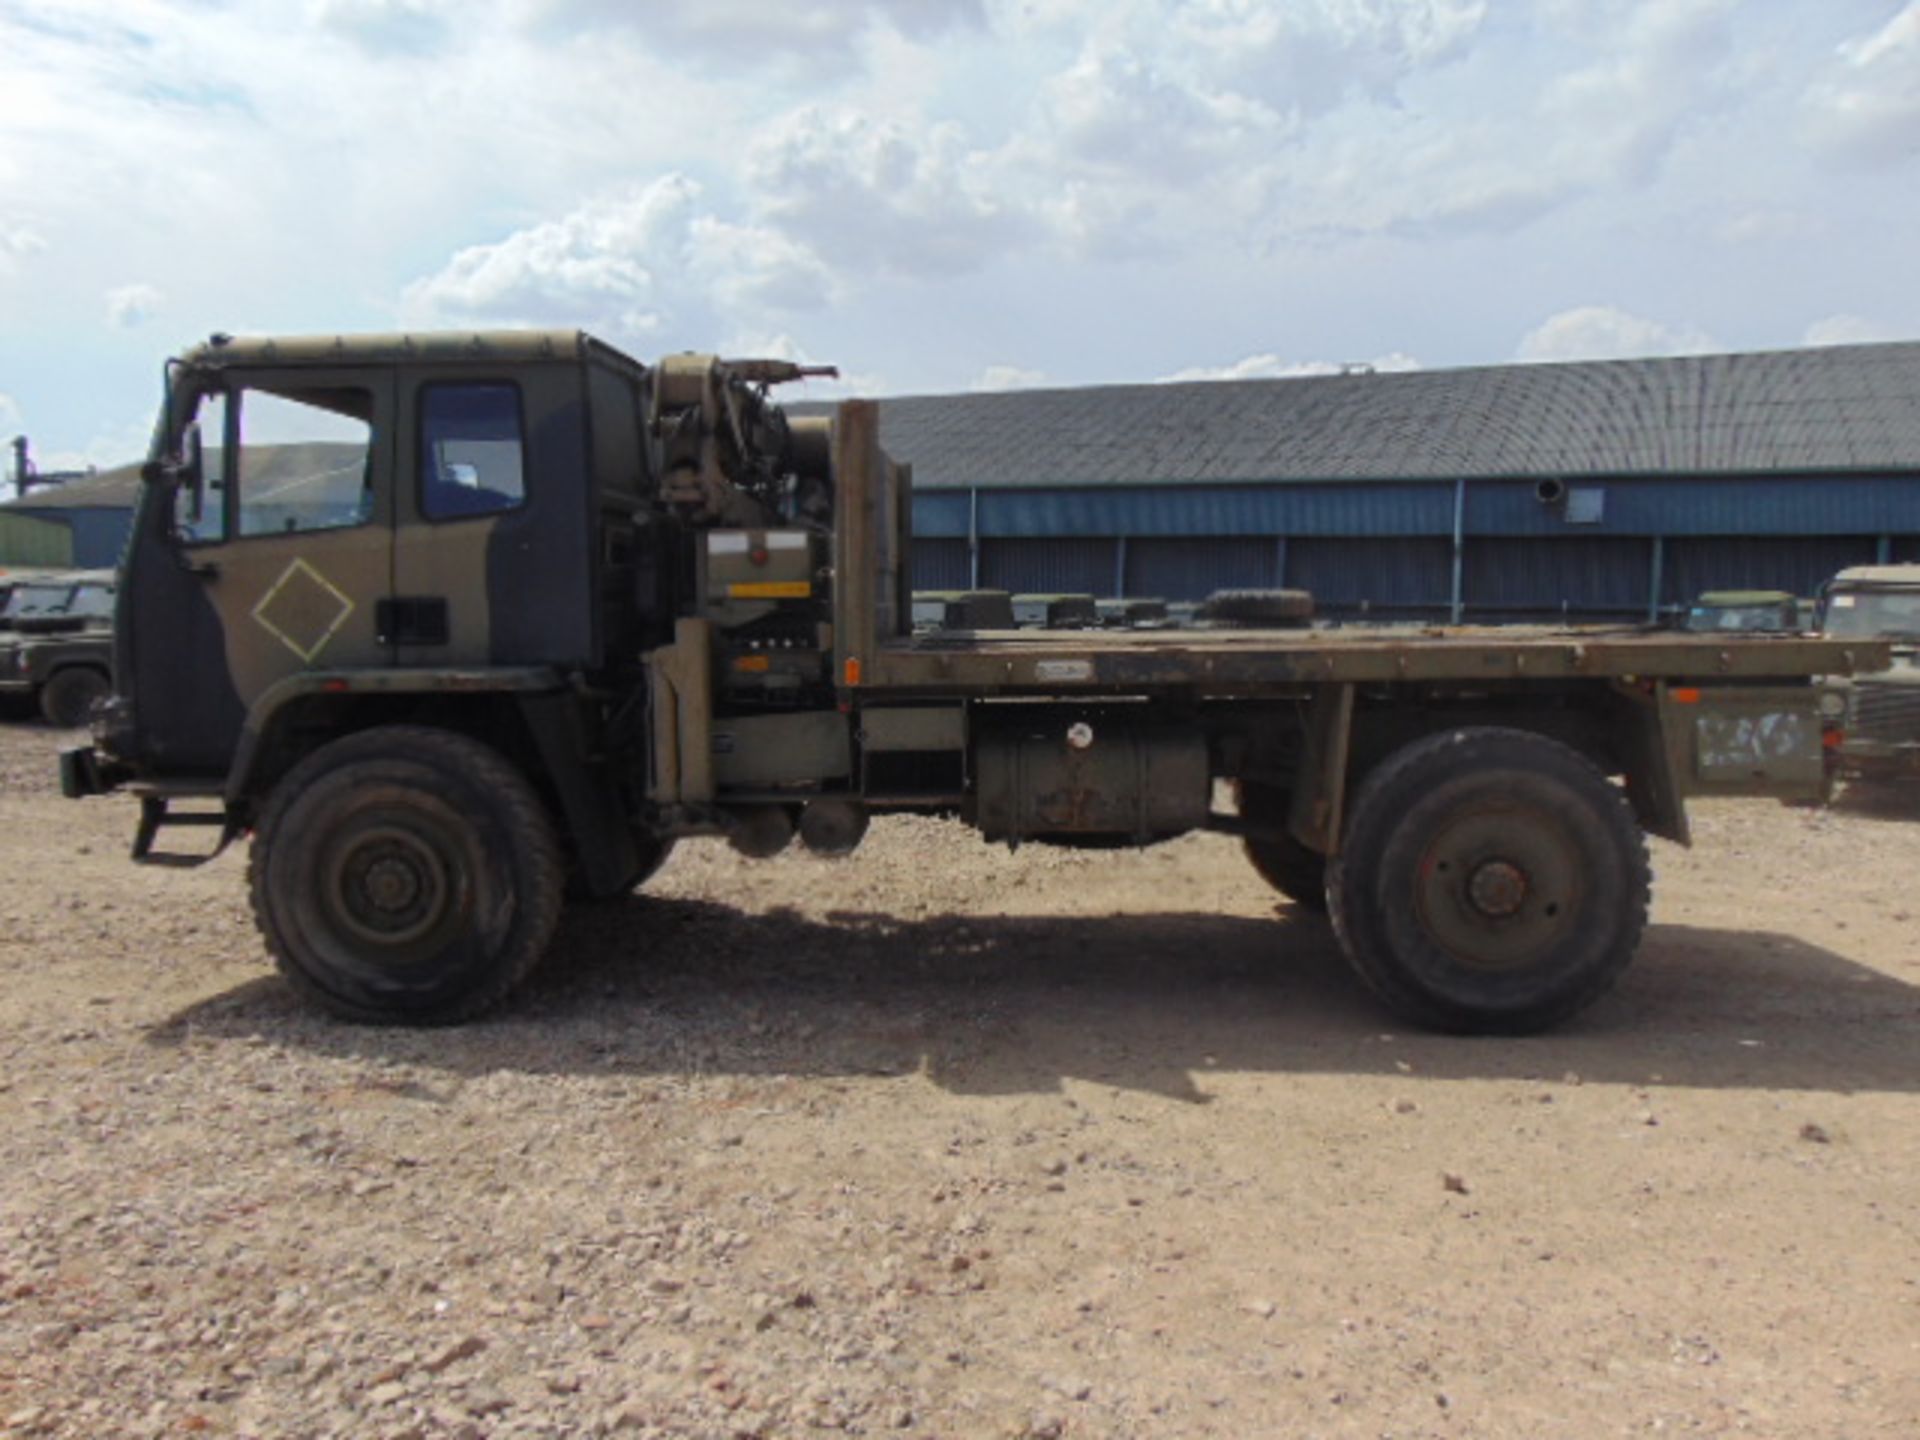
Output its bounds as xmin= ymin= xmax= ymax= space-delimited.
xmin=854 ymin=341 xmax=1920 ymax=490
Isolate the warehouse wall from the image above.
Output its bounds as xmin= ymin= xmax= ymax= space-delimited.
xmin=904 ymin=473 xmax=1920 ymax=620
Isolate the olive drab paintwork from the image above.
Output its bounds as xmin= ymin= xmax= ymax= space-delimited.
xmin=58 ymin=327 xmax=1898 ymax=1034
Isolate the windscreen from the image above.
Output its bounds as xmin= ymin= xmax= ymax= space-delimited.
xmin=1823 ymin=589 xmax=1920 ymax=639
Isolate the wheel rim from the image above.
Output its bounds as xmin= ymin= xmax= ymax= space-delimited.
xmin=326 ymin=823 xmax=454 ymax=948
xmin=296 ymin=799 xmax=483 ymax=975
xmin=1412 ymin=803 xmax=1583 ymax=971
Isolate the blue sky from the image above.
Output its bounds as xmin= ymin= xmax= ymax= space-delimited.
xmin=2 ymin=0 xmax=1917 ymax=471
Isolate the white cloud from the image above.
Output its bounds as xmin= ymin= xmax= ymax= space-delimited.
xmin=970 ymin=365 xmax=1050 ymax=392
xmin=105 ymin=283 xmax=164 ymax=329
xmin=1804 ymin=2 xmax=1920 ymax=165
xmin=532 ymin=0 xmax=985 ymax=71
xmin=1168 ymin=0 xmax=1486 ymax=117
xmin=1803 ymin=314 xmax=1904 ymax=348
xmin=1516 ymin=306 xmax=1719 ymax=363
xmin=314 ymin=0 xmax=458 ymax=56
xmin=1157 ymin=352 xmax=1422 ymax=383
xmin=399 ymin=176 xmax=833 ymax=344
xmin=747 ymin=107 xmax=1024 ymax=278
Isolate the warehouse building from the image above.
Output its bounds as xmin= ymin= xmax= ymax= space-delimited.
xmin=874 ymin=340 xmax=1920 ymax=622
xmin=1 ymin=457 xmax=139 ymax=570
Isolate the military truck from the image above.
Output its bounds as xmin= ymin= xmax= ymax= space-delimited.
xmin=60 ymin=331 xmax=1889 ymax=1034
xmin=1681 ymin=590 xmax=1803 ymax=634
xmin=0 ymin=571 xmax=116 ymax=725
xmin=1818 ymin=565 xmax=1920 ymax=781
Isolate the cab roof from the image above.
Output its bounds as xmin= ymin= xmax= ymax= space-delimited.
xmin=179 ymin=329 xmax=641 ymax=371
xmin=1830 ymin=564 xmax=1920 ymax=587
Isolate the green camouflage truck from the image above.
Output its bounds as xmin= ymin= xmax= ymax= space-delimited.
xmin=60 ymin=331 xmax=1890 ymax=1033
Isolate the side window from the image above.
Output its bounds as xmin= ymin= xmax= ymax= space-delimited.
xmin=420 ymin=383 xmax=525 ymax=521
xmin=236 ymin=387 xmax=374 ymax=537
xmin=174 ymin=390 xmax=229 ymax=543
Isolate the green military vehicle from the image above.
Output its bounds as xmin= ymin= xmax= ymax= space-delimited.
xmin=1818 ymin=565 xmax=1920 ymax=782
xmin=0 ymin=571 xmax=116 ymax=726
xmin=61 ymin=331 xmax=1889 ymax=1034
xmin=1681 ymin=590 xmax=1803 ymax=634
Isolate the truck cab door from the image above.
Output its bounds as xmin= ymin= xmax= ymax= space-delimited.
xmin=120 ymin=369 xmax=395 ymax=773
xmin=391 ymin=366 xmax=595 ymax=668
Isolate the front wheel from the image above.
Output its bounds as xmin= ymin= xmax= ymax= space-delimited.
xmin=248 ymin=725 xmax=564 ymax=1025
xmin=1327 ymin=727 xmax=1649 ymax=1034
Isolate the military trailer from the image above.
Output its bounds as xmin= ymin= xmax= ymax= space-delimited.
xmin=1818 ymin=565 xmax=1920 ymax=781
xmin=0 ymin=571 xmax=116 ymax=726
xmin=61 ymin=331 xmax=1891 ymax=1034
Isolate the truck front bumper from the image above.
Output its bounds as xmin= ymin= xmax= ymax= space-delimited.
xmin=60 ymin=745 xmax=132 ymax=799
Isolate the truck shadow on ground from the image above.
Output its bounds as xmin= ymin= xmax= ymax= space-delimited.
xmin=150 ymin=896 xmax=1920 ymax=1101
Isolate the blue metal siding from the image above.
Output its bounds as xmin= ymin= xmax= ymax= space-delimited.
xmin=910 ymin=490 xmax=971 ymax=539
xmin=1463 ymin=537 xmax=1651 ymax=619
xmin=1463 ymin=474 xmax=1920 ymax=537
xmin=979 ymin=538 xmax=1117 ymax=595
xmin=973 ymin=483 xmax=1454 ymax=538
xmin=1662 ymin=536 xmax=1879 ymax=605
xmin=1124 ymin=537 xmax=1274 ymax=600
xmin=19 ymin=507 xmax=132 ymax=569
xmin=910 ymin=538 xmax=970 ymax=590
xmin=1287 ymin=538 xmax=1452 ymax=615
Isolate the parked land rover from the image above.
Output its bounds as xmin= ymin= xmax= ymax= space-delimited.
xmin=0 ymin=571 xmax=117 ymax=726
xmin=1820 ymin=565 xmax=1920 ymax=782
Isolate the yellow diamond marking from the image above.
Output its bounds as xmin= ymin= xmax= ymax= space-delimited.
xmin=252 ymin=558 xmax=356 ymax=663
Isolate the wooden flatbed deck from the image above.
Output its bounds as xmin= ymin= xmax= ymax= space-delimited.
xmin=863 ymin=625 xmax=1887 ymax=695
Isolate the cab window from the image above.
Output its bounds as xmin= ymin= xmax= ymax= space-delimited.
xmin=235 ymin=388 xmax=375 ymax=537
xmin=420 ymin=383 xmax=525 ymax=521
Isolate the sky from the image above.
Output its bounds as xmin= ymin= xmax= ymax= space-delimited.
xmin=1 ymin=0 xmax=1918 ymax=473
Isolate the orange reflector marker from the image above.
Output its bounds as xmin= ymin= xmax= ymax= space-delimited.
xmin=322 ymin=679 xmax=350 ymax=693
xmin=1823 ymin=729 xmax=1844 ymax=749
xmin=843 ymin=656 xmax=862 ymax=687
xmin=1670 ymin=687 xmax=1702 ymax=704
xmin=732 ymin=654 xmax=771 ymax=673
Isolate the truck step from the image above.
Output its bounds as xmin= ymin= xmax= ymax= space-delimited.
xmin=132 ymin=795 xmax=241 ymax=868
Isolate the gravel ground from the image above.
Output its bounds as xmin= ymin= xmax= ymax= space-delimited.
xmin=2 ymin=721 xmax=1919 ymax=1439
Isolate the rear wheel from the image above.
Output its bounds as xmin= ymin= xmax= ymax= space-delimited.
xmin=249 ymin=725 xmax=563 ymax=1025
xmin=1327 ymin=727 xmax=1649 ymax=1034
xmin=39 ymin=667 xmax=109 ymax=728
xmin=1235 ymin=781 xmax=1328 ymax=912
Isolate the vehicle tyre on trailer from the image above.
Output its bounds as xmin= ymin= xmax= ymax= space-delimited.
xmin=1198 ymin=588 xmax=1315 ymax=627
xmin=1235 ymin=780 xmax=1328 ymax=912
xmin=248 ymin=724 xmax=564 ymax=1025
xmin=39 ymin=666 xmax=109 ymax=728
xmin=1326 ymin=726 xmax=1649 ymax=1035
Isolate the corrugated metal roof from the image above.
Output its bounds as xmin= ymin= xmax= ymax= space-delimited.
xmin=850 ymin=341 xmax=1920 ymax=489
xmin=4 ymin=462 xmax=142 ymax=511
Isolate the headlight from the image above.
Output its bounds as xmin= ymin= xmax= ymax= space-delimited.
xmin=1818 ymin=689 xmax=1849 ymax=718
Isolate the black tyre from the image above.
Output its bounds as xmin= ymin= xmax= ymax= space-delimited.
xmin=248 ymin=725 xmax=564 ymax=1025
xmin=1327 ymin=727 xmax=1649 ymax=1035
xmin=572 ymin=832 xmax=678 ymax=901
xmin=39 ymin=667 xmax=109 ymax=728
xmin=1235 ymin=781 xmax=1328 ymax=912
xmin=1199 ymin=588 xmax=1315 ymax=626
